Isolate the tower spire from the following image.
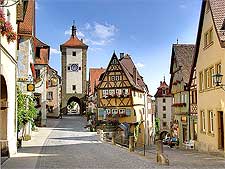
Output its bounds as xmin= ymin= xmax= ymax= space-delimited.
xmin=71 ymin=20 xmax=76 ymax=37
xmin=163 ymin=76 xmax=165 ymax=82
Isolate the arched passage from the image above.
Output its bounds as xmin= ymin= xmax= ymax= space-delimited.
xmin=67 ymin=96 xmax=81 ymax=115
xmin=0 ymin=75 xmax=8 ymax=156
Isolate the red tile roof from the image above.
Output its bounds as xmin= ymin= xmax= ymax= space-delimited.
xmin=210 ymin=0 xmax=225 ymax=42
xmin=61 ymin=26 xmax=88 ymax=49
xmin=119 ymin=54 xmax=148 ymax=92
xmin=18 ymin=0 xmax=35 ymax=35
xmin=154 ymin=80 xmax=172 ymax=97
xmin=89 ymin=68 xmax=106 ymax=95
xmin=34 ymin=37 xmax=50 ymax=65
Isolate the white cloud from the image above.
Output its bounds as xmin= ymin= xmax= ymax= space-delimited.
xmin=85 ymin=23 xmax=91 ymax=30
xmin=93 ymin=22 xmax=118 ymax=39
xmin=77 ymin=31 xmax=85 ymax=38
xmin=50 ymin=48 xmax=60 ymax=55
xmin=136 ymin=63 xmax=145 ymax=69
xmin=179 ymin=4 xmax=187 ymax=9
xmin=35 ymin=1 xmax=40 ymax=10
xmin=64 ymin=29 xmax=70 ymax=35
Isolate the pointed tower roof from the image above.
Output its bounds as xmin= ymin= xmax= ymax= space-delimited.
xmin=60 ymin=24 xmax=88 ymax=49
xmin=154 ymin=78 xmax=172 ymax=98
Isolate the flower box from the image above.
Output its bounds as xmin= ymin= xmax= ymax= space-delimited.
xmin=172 ymin=103 xmax=186 ymax=107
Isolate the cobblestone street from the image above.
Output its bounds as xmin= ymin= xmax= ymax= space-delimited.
xmin=2 ymin=115 xmax=225 ymax=169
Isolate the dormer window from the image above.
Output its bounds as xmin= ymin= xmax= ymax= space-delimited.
xmin=162 ymin=89 xmax=166 ymax=95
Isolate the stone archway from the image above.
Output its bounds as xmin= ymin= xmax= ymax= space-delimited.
xmin=67 ymin=97 xmax=81 ymax=115
xmin=0 ymin=75 xmax=8 ymax=156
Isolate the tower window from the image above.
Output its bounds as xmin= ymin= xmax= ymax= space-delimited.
xmin=163 ymin=98 xmax=166 ymax=103
xmin=163 ymin=114 xmax=166 ymax=118
xmin=72 ymin=51 xmax=76 ymax=56
xmin=72 ymin=85 xmax=76 ymax=91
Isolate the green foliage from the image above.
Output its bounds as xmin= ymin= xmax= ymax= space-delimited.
xmin=17 ymin=89 xmax=37 ymax=131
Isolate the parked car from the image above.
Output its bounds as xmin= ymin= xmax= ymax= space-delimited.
xmin=168 ymin=137 xmax=179 ymax=147
xmin=162 ymin=137 xmax=170 ymax=145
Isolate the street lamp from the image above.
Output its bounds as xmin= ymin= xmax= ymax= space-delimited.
xmin=212 ymin=73 xmax=225 ymax=92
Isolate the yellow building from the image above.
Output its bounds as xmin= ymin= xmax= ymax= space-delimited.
xmin=193 ymin=0 xmax=225 ymax=153
xmin=97 ymin=53 xmax=148 ymax=146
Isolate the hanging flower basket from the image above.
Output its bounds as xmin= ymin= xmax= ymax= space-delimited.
xmin=0 ymin=9 xmax=16 ymax=43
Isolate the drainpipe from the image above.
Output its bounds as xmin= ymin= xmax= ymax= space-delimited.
xmin=188 ymin=86 xmax=191 ymax=141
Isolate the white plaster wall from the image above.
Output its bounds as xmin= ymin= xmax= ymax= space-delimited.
xmin=156 ymin=97 xmax=173 ymax=130
xmin=66 ymin=48 xmax=82 ymax=94
xmin=0 ymin=5 xmax=18 ymax=156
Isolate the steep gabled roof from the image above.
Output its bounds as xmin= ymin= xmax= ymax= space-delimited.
xmin=169 ymin=44 xmax=195 ymax=90
xmin=34 ymin=37 xmax=49 ymax=48
xmin=210 ymin=0 xmax=225 ymax=43
xmin=119 ymin=54 xmax=148 ymax=92
xmin=97 ymin=53 xmax=148 ymax=92
xmin=60 ymin=25 xmax=88 ymax=49
xmin=154 ymin=80 xmax=172 ymax=98
xmin=89 ymin=68 xmax=106 ymax=95
xmin=18 ymin=0 xmax=35 ymax=35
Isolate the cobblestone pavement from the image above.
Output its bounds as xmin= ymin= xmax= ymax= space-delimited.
xmin=35 ymin=115 xmax=161 ymax=169
xmin=2 ymin=115 xmax=225 ymax=169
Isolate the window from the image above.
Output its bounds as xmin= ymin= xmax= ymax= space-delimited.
xmin=112 ymin=59 xmax=117 ymax=64
xmin=72 ymin=85 xmax=76 ymax=91
xmin=35 ymin=69 xmax=40 ymax=79
xmin=191 ymin=90 xmax=197 ymax=104
xmin=133 ymin=110 xmax=136 ymax=116
xmin=140 ymin=93 xmax=142 ymax=98
xmin=163 ymin=114 xmax=166 ymax=118
xmin=162 ymin=89 xmax=166 ymax=95
xmin=72 ymin=51 xmax=76 ymax=56
xmin=119 ymin=109 xmax=126 ymax=115
xmin=216 ymin=63 xmax=222 ymax=74
xmin=112 ymin=109 xmax=118 ymax=115
xmin=163 ymin=122 xmax=167 ymax=127
xmin=7 ymin=9 xmax=10 ymax=22
xmin=106 ymin=109 xmax=111 ymax=115
xmin=47 ymin=92 xmax=53 ymax=100
xmin=103 ymin=90 xmax=108 ymax=97
xmin=111 ymin=76 xmax=115 ymax=81
xmin=163 ymin=98 xmax=166 ymax=103
xmin=116 ymin=89 xmax=121 ymax=96
xmin=204 ymin=28 xmax=213 ymax=47
xmin=209 ymin=111 xmax=214 ymax=133
xmin=109 ymin=89 xmax=115 ymax=96
xmin=210 ymin=67 xmax=214 ymax=87
xmin=36 ymin=47 xmax=40 ymax=58
xmin=201 ymin=111 xmax=206 ymax=132
xmin=199 ymin=71 xmax=203 ymax=91
xmin=115 ymin=75 xmax=120 ymax=81
xmin=163 ymin=106 xmax=166 ymax=111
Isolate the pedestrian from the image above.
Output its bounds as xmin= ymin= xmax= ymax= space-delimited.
xmin=59 ymin=111 xmax=63 ymax=119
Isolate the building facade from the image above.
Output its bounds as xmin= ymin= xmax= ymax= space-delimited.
xmin=154 ymin=78 xmax=173 ymax=139
xmin=169 ymin=44 xmax=195 ymax=145
xmin=194 ymin=0 xmax=225 ymax=153
xmin=0 ymin=1 xmax=19 ymax=156
xmin=34 ymin=37 xmax=50 ymax=126
xmin=97 ymin=53 xmax=149 ymax=146
xmin=60 ymin=24 xmax=88 ymax=114
xmin=46 ymin=66 xmax=61 ymax=118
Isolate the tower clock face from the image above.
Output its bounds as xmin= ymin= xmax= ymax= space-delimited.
xmin=71 ymin=64 xmax=79 ymax=71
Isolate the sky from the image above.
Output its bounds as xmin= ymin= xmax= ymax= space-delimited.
xmin=35 ymin=0 xmax=202 ymax=96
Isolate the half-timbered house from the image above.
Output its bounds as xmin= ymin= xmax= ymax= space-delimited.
xmin=97 ymin=53 xmax=148 ymax=145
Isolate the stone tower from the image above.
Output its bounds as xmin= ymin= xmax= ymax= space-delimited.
xmin=60 ymin=24 xmax=88 ymax=114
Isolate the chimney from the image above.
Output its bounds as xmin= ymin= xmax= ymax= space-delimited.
xmin=133 ymin=67 xmax=137 ymax=84
xmin=81 ymin=39 xmax=83 ymax=43
xmin=120 ymin=53 xmax=124 ymax=59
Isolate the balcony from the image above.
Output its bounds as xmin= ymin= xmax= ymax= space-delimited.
xmin=172 ymin=103 xmax=186 ymax=107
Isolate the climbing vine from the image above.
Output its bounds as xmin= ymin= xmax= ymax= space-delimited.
xmin=17 ymin=89 xmax=37 ymax=132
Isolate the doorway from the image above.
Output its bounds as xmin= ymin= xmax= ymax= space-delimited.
xmin=218 ymin=111 xmax=224 ymax=150
xmin=0 ymin=75 xmax=8 ymax=157
xmin=67 ymin=97 xmax=81 ymax=115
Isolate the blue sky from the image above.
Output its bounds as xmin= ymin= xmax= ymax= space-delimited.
xmin=36 ymin=0 xmax=202 ymax=96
